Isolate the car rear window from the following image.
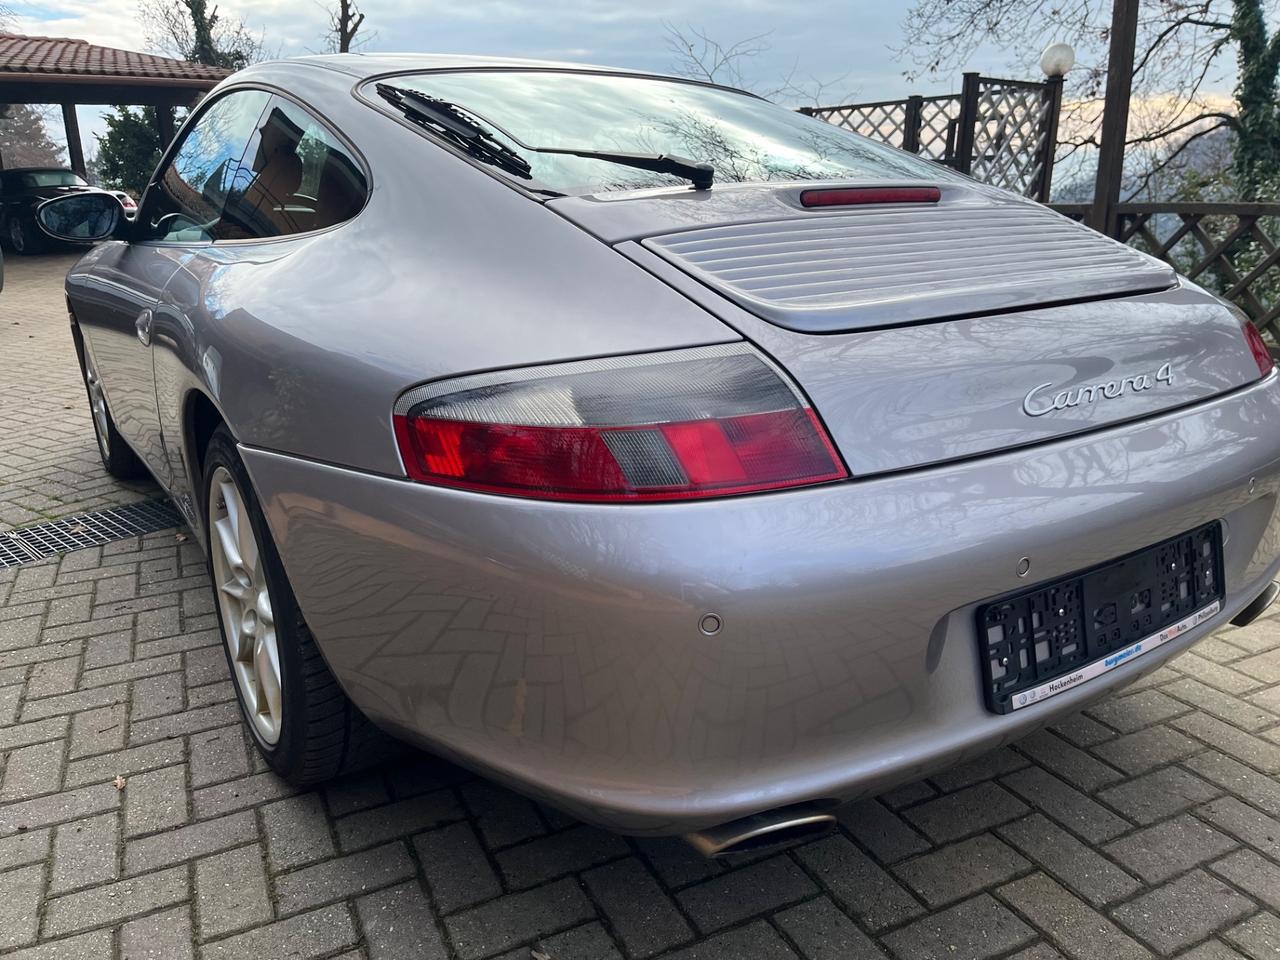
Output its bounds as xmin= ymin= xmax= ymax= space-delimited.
xmin=370 ymin=70 xmax=959 ymax=196
xmin=19 ymin=170 xmax=86 ymax=188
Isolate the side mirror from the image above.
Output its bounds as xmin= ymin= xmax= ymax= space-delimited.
xmin=35 ymin=192 xmax=128 ymax=243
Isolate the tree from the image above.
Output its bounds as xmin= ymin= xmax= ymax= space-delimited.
xmin=1229 ymin=1 xmax=1280 ymax=194
xmin=664 ymin=23 xmax=854 ymax=107
xmin=323 ymin=0 xmax=368 ymax=53
xmin=1 ymin=9 xmax=68 ymax=172
xmin=665 ymin=25 xmax=772 ymax=91
xmin=0 ymin=104 xmax=66 ymax=168
xmin=898 ymin=0 xmax=1280 ymax=199
xmin=138 ymin=0 xmax=268 ymax=69
xmin=94 ymin=106 xmax=164 ymax=196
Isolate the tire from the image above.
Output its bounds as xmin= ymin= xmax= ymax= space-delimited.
xmin=7 ymin=216 xmax=42 ymax=255
xmin=73 ymin=327 xmax=148 ymax=481
xmin=202 ymin=426 xmax=394 ymax=783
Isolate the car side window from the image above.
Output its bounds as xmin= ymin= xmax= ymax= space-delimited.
xmin=217 ymin=96 xmax=367 ymax=239
xmin=138 ymin=89 xmax=271 ymax=243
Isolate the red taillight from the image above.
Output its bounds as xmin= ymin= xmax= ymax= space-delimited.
xmin=1244 ymin=320 xmax=1275 ymax=378
xmin=800 ymin=186 xmax=941 ymax=208
xmin=393 ymin=345 xmax=848 ymax=502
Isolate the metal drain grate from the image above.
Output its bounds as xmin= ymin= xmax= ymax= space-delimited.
xmin=0 ymin=498 xmax=185 ymax=568
xmin=0 ymin=537 xmax=41 ymax=567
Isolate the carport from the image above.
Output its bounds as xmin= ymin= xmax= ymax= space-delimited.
xmin=0 ymin=33 xmax=229 ymax=175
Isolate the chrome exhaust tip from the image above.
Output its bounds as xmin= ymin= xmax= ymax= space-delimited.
xmin=1231 ymin=580 xmax=1280 ymax=627
xmin=682 ymin=804 xmax=837 ymax=858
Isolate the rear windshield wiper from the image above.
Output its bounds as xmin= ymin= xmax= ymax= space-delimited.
xmin=376 ymin=83 xmax=714 ymax=192
xmin=527 ymin=149 xmax=713 ymax=191
xmin=375 ymin=83 xmax=533 ymax=181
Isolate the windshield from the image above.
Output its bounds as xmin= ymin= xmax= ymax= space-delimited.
xmin=20 ymin=170 xmax=87 ymax=189
xmin=373 ymin=70 xmax=958 ymax=195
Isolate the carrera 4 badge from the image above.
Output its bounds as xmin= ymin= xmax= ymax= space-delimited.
xmin=1023 ymin=362 xmax=1174 ymax=417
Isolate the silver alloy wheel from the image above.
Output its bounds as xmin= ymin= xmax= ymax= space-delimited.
xmin=208 ymin=466 xmax=283 ymax=744
xmin=8 ymin=218 xmax=24 ymax=253
xmin=82 ymin=347 xmax=111 ymax=460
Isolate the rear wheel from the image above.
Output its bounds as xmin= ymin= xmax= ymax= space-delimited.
xmin=75 ymin=330 xmax=148 ymax=480
xmin=203 ymin=426 xmax=393 ymax=783
xmin=7 ymin=217 xmax=41 ymax=255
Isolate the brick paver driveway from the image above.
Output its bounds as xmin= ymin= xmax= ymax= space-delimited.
xmin=3 ymin=252 xmax=1280 ymax=960
xmin=1 ymin=255 xmax=157 ymax=532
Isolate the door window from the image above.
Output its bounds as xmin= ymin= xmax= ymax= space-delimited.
xmin=138 ymin=89 xmax=270 ymax=243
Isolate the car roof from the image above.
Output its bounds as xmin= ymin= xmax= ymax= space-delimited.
xmin=243 ymin=52 xmax=683 ymax=83
xmin=3 ymin=166 xmax=76 ymax=174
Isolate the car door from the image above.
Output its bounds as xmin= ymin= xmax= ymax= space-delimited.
xmin=79 ymin=89 xmax=272 ymax=490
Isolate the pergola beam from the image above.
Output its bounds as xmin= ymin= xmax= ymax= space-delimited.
xmin=0 ymin=78 xmax=208 ymax=107
xmin=155 ymin=105 xmax=176 ymax=149
xmin=60 ymin=102 xmax=85 ymax=177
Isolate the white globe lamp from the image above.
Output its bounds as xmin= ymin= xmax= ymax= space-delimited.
xmin=1040 ymin=42 xmax=1076 ymax=78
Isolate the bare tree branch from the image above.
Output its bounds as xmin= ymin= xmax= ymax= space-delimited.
xmin=138 ymin=0 xmax=272 ymax=67
xmin=323 ymin=0 xmax=371 ymax=53
xmin=664 ymin=22 xmax=772 ymax=88
xmin=1123 ymin=119 xmax=1233 ymax=199
xmin=1132 ymin=14 xmax=1229 ymax=75
xmin=1125 ymin=110 xmax=1238 ymax=145
xmin=898 ymin=0 xmax=1246 ymax=160
xmin=663 ymin=23 xmax=856 ymax=106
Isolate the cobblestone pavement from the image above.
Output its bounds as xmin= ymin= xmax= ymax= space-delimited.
xmin=3 ymin=253 xmax=1280 ymax=960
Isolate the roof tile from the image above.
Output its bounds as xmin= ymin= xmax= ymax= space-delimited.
xmin=0 ymin=33 xmax=230 ymax=83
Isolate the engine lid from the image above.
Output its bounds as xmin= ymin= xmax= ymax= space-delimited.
xmin=551 ymin=182 xmax=1176 ymax=333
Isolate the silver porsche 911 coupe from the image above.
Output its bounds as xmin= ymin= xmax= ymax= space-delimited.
xmin=38 ymin=53 xmax=1280 ymax=856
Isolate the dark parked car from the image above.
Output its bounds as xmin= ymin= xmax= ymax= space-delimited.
xmin=0 ymin=166 xmax=94 ymax=253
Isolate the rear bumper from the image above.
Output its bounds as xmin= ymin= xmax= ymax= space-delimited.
xmin=244 ymin=372 xmax=1280 ymax=834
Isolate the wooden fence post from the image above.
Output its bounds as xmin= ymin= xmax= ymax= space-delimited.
xmin=903 ymin=95 xmax=924 ymax=154
xmin=1090 ymin=0 xmax=1139 ymax=236
xmin=955 ymin=73 xmax=981 ymax=174
xmin=1036 ymin=75 xmax=1064 ymax=203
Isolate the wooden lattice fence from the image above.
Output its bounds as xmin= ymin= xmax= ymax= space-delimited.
xmin=801 ymin=73 xmax=1064 ymax=202
xmin=1053 ymin=202 xmax=1280 ymax=339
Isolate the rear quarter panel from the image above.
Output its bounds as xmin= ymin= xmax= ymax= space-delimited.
xmin=144 ymin=63 xmax=736 ymax=522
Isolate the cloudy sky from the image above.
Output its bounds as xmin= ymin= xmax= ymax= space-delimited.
xmin=11 ymin=0 xmax=1045 ymax=152
xmin=10 ymin=0 xmax=1247 ymax=176
xmin=14 ymin=0 xmax=960 ymax=92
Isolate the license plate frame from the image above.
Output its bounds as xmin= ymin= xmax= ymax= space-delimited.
xmin=976 ymin=522 xmax=1224 ymax=714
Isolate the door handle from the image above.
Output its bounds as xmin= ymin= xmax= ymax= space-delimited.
xmin=135 ymin=309 xmax=153 ymax=347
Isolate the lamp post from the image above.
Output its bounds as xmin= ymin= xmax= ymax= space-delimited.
xmin=1037 ymin=42 xmax=1074 ymax=202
